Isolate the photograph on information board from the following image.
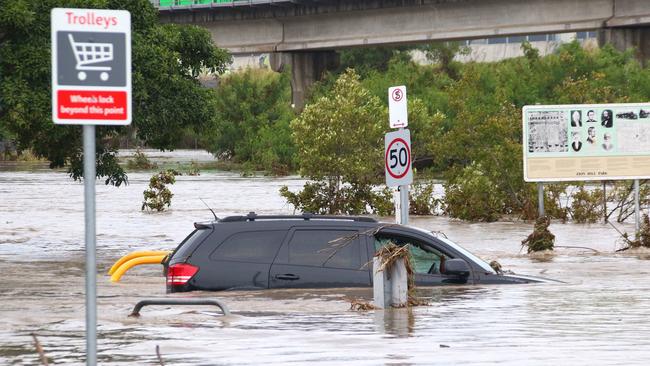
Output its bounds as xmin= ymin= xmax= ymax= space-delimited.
xmin=523 ymin=103 xmax=650 ymax=182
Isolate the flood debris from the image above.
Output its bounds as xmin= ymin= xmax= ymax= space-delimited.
xmin=617 ymin=214 xmax=650 ymax=251
xmin=522 ymin=216 xmax=555 ymax=253
xmin=375 ymin=243 xmax=429 ymax=308
xmin=31 ymin=333 xmax=49 ymax=366
xmin=489 ymin=260 xmax=503 ymax=274
xmin=347 ymin=242 xmax=429 ymax=311
xmin=155 ymin=345 xmax=165 ymax=366
xmin=347 ymin=298 xmax=378 ymax=311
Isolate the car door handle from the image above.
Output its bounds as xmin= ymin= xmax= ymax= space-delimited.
xmin=275 ymin=274 xmax=300 ymax=281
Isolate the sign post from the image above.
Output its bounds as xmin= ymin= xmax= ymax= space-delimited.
xmin=385 ymin=129 xmax=413 ymax=224
xmin=52 ymin=8 xmax=131 ymax=365
xmin=387 ymin=85 xmax=411 ymax=225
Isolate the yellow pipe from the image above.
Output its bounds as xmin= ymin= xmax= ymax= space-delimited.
xmin=110 ymin=255 xmax=167 ymax=283
xmin=108 ymin=250 xmax=171 ymax=275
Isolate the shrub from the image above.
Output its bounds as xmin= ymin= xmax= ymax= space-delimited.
xmin=126 ymin=149 xmax=157 ymax=170
xmin=409 ymin=181 xmax=440 ymax=215
xmin=443 ymin=163 xmax=503 ymax=222
xmin=142 ymin=170 xmax=176 ymax=212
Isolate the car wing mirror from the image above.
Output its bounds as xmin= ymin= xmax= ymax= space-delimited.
xmin=443 ymin=258 xmax=470 ymax=277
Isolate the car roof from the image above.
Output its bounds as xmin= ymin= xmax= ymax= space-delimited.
xmin=194 ymin=212 xmax=380 ymax=230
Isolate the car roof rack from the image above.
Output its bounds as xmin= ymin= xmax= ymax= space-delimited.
xmin=218 ymin=212 xmax=378 ymax=223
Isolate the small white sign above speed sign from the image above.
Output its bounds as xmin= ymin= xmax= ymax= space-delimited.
xmin=388 ymin=85 xmax=408 ymax=128
xmin=385 ymin=129 xmax=413 ymax=187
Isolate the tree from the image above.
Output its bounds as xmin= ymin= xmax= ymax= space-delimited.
xmin=338 ymin=45 xmax=412 ymax=76
xmin=0 ymin=0 xmax=230 ymax=185
xmin=420 ymin=41 xmax=470 ymax=80
xmin=203 ymin=68 xmax=295 ymax=173
xmin=280 ymin=69 xmax=388 ymax=214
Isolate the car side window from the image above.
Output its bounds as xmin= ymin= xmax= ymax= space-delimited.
xmin=374 ymin=235 xmax=447 ymax=275
xmin=287 ymin=230 xmax=361 ymax=270
xmin=210 ymin=230 xmax=285 ymax=263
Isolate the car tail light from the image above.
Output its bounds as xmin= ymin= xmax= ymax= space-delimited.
xmin=167 ymin=263 xmax=199 ymax=286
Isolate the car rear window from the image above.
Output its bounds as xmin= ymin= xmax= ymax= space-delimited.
xmin=209 ymin=230 xmax=286 ymax=263
xmin=172 ymin=228 xmax=211 ymax=261
xmin=287 ymin=230 xmax=361 ymax=269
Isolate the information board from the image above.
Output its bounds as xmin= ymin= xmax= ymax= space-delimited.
xmin=51 ymin=8 xmax=131 ymax=125
xmin=523 ymin=103 xmax=650 ymax=182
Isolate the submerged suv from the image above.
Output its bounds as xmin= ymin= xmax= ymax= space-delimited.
xmin=165 ymin=213 xmax=549 ymax=292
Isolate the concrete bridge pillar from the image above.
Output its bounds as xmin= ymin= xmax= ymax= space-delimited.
xmin=270 ymin=51 xmax=339 ymax=110
xmin=599 ymin=27 xmax=650 ymax=66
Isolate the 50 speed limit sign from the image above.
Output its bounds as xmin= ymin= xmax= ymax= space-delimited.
xmin=385 ymin=129 xmax=413 ymax=187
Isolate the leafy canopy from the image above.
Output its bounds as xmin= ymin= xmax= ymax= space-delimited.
xmin=203 ymin=68 xmax=295 ymax=173
xmin=281 ymin=69 xmax=390 ymax=214
xmin=0 ymin=0 xmax=230 ymax=185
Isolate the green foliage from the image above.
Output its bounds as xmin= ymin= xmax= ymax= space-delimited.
xmin=68 ymin=145 xmax=128 ymax=186
xmin=522 ymin=216 xmax=555 ymax=253
xmin=186 ymin=160 xmax=200 ymax=176
xmin=627 ymin=214 xmax=650 ymax=249
xmin=443 ymin=163 xmax=503 ymax=222
xmin=419 ymin=41 xmax=470 ymax=79
xmin=126 ymin=149 xmax=157 ymax=170
xmin=141 ymin=170 xmax=176 ymax=212
xmin=0 ymin=0 xmax=230 ymax=185
xmin=281 ymin=69 xmax=390 ymax=214
xmin=303 ymin=41 xmax=650 ymax=221
xmin=543 ymin=183 xmax=570 ymax=222
xmin=204 ymin=68 xmax=295 ymax=174
xmin=338 ymin=46 xmax=413 ymax=76
xmin=570 ymin=186 xmax=603 ymax=223
xmin=409 ymin=181 xmax=439 ymax=215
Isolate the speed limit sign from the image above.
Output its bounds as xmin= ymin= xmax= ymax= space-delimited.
xmin=385 ymin=129 xmax=413 ymax=187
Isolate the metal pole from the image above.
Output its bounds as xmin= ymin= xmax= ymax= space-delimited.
xmin=537 ymin=182 xmax=544 ymax=217
xmin=399 ymin=185 xmax=409 ymax=225
xmin=634 ymin=179 xmax=640 ymax=240
xmin=83 ymin=125 xmax=97 ymax=366
xmin=603 ymin=181 xmax=607 ymax=223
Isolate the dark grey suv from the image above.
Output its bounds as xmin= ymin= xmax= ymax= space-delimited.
xmin=165 ymin=213 xmax=550 ymax=292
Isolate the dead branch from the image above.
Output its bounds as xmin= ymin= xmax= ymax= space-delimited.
xmin=31 ymin=333 xmax=48 ymax=366
xmin=156 ymin=345 xmax=165 ymax=366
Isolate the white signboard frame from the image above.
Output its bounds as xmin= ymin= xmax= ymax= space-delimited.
xmin=388 ymin=85 xmax=408 ymax=128
xmin=523 ymin=103 xmax=650 ymax=182
xmin=385 ymin=129 xmax=413 ymax=187
xmin=51 ymin=8 xmax=132 ymax=125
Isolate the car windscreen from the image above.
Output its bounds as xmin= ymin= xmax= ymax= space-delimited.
xmin=171 ymin=228 xmax=211 ymax=262
xmin=435 ymin=236 xmax=495 ymax=274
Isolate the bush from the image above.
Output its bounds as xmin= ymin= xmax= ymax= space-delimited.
xmin=204 ymin=68 xmax=296 ymax=172
xmin=570 ymin=186 xmax=603 ymax=223
xmin=126 ymin=149 xmax=157 ymax=170
xmin=142 ymin=170 xmax=176 ymax=212
xmin=443 ymin=163 xmax=503 ymax=222
xmin=409 ymin=181 xmax=440 ymax=215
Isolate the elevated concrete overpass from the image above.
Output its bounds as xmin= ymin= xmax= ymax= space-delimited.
xmin=155 ymin=0 xmax=650 ymax=108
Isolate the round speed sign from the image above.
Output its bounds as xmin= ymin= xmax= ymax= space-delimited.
xmin=385 ymin=137 xmax=411 ymax=179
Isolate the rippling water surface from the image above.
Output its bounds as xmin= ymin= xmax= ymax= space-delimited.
xmin=1 ymin=151 xmax=649 ymax=365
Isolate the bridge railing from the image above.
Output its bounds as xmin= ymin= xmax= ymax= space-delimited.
xmin=150 ymin=0 xmax=295 ymax=9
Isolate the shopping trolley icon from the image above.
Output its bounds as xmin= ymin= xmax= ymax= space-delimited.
xmin=68 ymin=34 xmax=113 ymax=82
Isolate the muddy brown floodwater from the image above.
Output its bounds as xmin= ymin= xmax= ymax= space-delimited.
xmin=1 ymin=152 xmax=650 ymax=365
